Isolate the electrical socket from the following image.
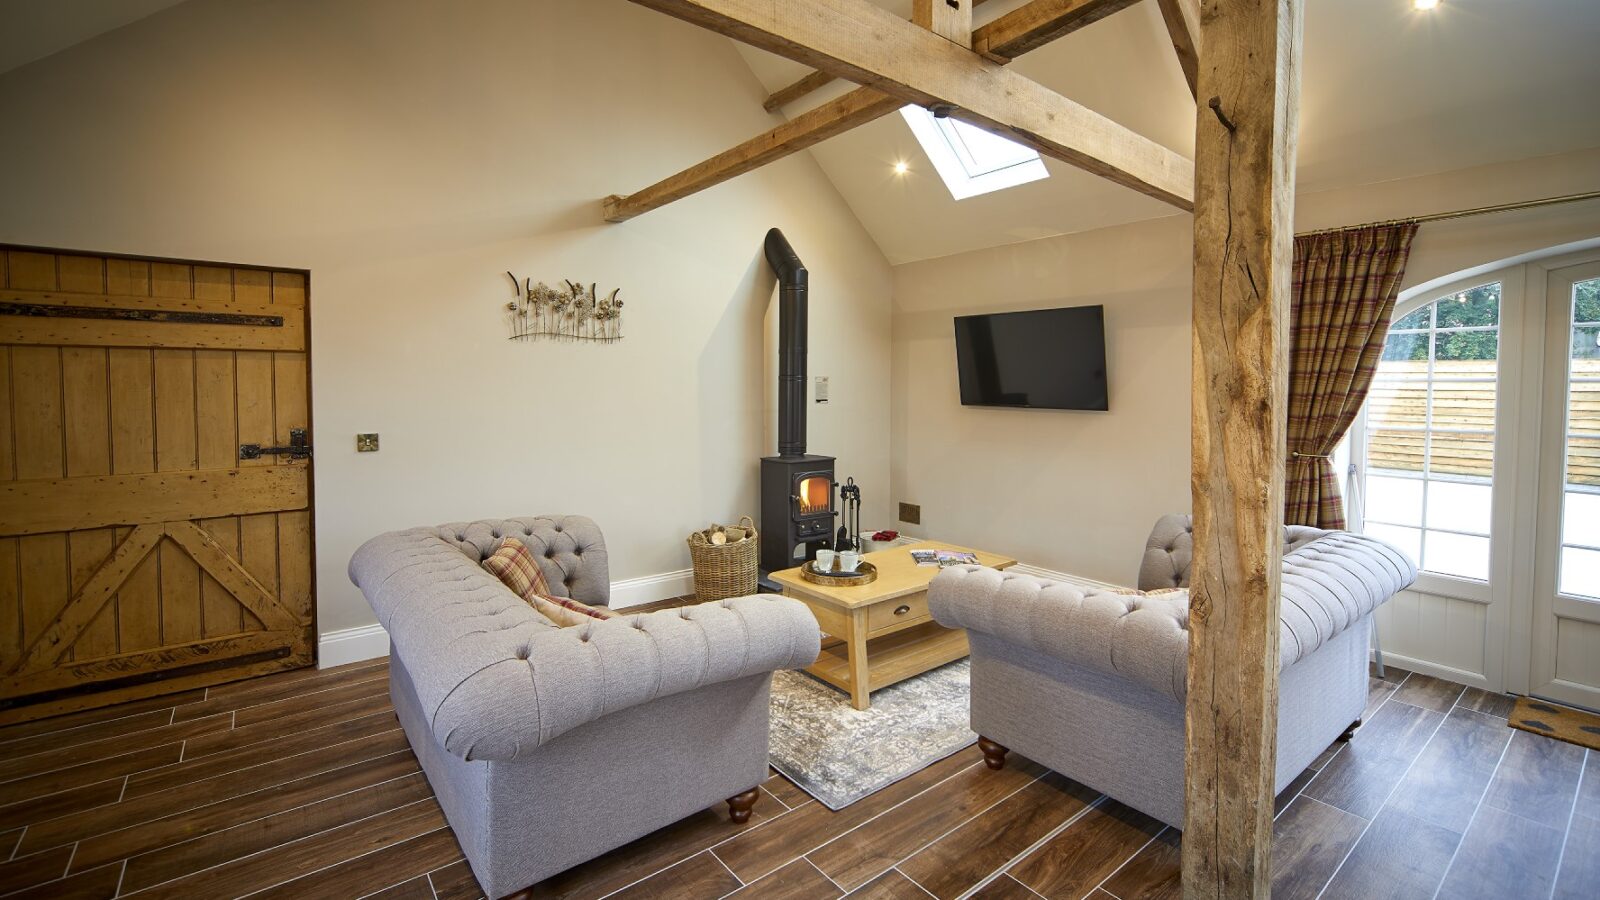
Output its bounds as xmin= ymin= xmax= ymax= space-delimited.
xmin=898 ymin=502 xmax=921 ymax=525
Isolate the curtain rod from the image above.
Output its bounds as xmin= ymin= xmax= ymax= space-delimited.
xmin=1296 ymin=189 xmax=1600 ymax=237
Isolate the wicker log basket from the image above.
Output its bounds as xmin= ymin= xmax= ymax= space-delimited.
xmin=688 ymin=516 xmax=759 ymax=602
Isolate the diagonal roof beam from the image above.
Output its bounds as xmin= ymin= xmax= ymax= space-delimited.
xmin=604 ymin=0 xmax=1165 ymax=223
xmin=763 ymin=0 xmax=996 ymax=111
xmin=762 ymin=69 xmax=839 ymax=112
xmin=605 ymin=88 xmax=903 ymax=223
xmin=1155 ymin=0 xmax=1201 ymax=97
xmin=976 ymin=0 xmax=1141 ymax=62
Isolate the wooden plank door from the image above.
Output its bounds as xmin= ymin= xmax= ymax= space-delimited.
xmin=0 ymin=246 xmax=315 ymax=724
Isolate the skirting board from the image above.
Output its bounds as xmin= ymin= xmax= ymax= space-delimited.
xmin=319 ymin=623 xmax=390 ymax=669
xmin=1372 ymin=651 xmax=1491 ymax=690
xmin=317 ymin=568 xmax=697 ymax=668
xmin=609 ymin=568 xmax=696 ymax=610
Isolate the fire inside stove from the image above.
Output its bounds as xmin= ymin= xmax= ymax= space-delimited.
xmin=797 ymin=475 xmax=832 ymax=516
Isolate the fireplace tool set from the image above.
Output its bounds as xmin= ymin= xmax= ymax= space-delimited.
xmin=835 ymin=477 xmax=862 ymax=554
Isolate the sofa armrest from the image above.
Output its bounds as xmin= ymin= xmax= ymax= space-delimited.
xmin=930 ymin=566 xmax=1190 ymax=700
xmin=427 ymin=595 xmax=821 ymax=760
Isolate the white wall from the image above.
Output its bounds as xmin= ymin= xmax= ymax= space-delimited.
xmin=0 ymin=0 xmax=894 ymax=635
xmin=890 ymin=147 xmax=1600 ymax=589
xmin=891 ymin=215 xmax=1194 ymax=586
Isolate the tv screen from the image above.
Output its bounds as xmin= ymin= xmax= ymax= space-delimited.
xmin=954 ymin=305 xmax=1108 ymax=411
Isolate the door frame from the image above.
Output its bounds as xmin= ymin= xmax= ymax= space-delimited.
xmin=1526 ymin=252 xmax=1600 ymax=707
xmin=1350 ymin=265 xmax=1525 ymax=692
xmin=1351 ymin=243 xmax=1600 ymax=700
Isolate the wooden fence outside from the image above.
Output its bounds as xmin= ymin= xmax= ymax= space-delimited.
xmin=1368 ymin=359 xmax=1600 ymax=486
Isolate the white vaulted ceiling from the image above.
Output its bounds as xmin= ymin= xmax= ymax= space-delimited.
xmin=730 ymin=0 xmax=1600 ymax=264
xmin=2 ymin=0 xmax=1597 ymax=265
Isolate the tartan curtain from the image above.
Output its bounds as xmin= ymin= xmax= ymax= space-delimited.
xmin=1286 ymin=221 xmax=1420 ymax=528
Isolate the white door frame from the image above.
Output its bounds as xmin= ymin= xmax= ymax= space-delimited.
xmin=1352 ymin=243 xmax=1600 ymax=701
xmin=1350 ymin=266 xmax=1523 ymax=691
xmin=1527 ymin=253 xmax=1600 ymax=708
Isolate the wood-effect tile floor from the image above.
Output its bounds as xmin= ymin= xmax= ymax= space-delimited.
xmin=0 ymin=654 xmax=1595 ymax=899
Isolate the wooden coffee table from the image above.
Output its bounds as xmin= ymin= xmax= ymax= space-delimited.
xmin=770 ymin=540 xmax=1016 ymax=709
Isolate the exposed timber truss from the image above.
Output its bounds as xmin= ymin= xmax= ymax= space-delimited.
xmin=604 ymin=0 xmax=1178 ymax=223
xmin=607 ymin=3 xmax=1304 ymax=897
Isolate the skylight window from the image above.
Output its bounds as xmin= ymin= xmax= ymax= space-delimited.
xmin=898 ymin=106 xmax=1050 ymax=200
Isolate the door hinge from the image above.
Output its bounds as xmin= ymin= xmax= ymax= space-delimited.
xmin=240 ymin=428 xmax=312 ymax=461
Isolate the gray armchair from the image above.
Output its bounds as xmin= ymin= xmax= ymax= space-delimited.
xmin=929 ymin=514 xmax=1416 ymax=828
xmin=349 ymin=515 xmax=820 ymax=898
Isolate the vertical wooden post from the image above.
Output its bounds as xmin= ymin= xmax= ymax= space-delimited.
xmin=913 ymin=0 xmax=974 ymax=46
xmin=1182 ymin=0 xmax=1303 ymax=897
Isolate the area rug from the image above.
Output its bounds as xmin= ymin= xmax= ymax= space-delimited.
xmin=1510 ymin=696 xmax=1600 ymax=751
xmin=768 ymin=659 xmax=975 ymax=810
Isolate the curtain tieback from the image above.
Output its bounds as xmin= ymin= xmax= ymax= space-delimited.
xmin=1290 ymin=451 xmax=1332 ymax=460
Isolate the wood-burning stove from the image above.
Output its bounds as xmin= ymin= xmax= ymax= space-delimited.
xmin=759 ymin=228 xmax=836 ymax=573
xmin=760 ymin=455 xmax=835 ymax=572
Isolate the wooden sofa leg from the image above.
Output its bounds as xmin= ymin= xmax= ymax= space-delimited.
xmin=1337 ymin=718 xmax=1362 ymax=743
xmin=978 ymin=736 xmax=1009 ymax=770
xmin=727 ymin=788 xmax=759 ymax=824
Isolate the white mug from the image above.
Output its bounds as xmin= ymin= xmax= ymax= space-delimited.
xmin=815 ymin=549 xmax=836 ymax=572
xmin=839 ymin=551 xmax=861 ymax=573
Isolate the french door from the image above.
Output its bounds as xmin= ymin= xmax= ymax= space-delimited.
xmin=1357 ymin=271 xmax=1517 ymax=692
xmin=1355 ymin=248 xmax=1600 ymax=708
xmin=1530 ymin=260 xmax=1600 ymax=709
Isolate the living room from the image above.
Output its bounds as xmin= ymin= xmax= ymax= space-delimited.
xmin=0 ymin=0 xmax=1597 ymax=898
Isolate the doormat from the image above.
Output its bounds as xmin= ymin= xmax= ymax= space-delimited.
xmin=768 ymin=660 xmax=975 ymax=810
xmin=1509 ymin=696 xmax=1600 ymax=751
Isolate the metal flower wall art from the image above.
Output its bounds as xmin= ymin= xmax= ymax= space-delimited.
xmin=503 ymin=271 xmax=624 ymax=343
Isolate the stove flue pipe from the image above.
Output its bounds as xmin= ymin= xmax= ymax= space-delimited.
xmin=764 ymin=228 xmax=808 ymax=459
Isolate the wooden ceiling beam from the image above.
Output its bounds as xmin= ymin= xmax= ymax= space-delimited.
xmin=976 ymin=0 xmax=1141 ymax=62
xmin=1155 ymin=0 xmax=1202 ymax=97
xmin=606 ymin=0 xmax=1187 ymax=223
xmin=763 ymin=0 xmax=997 ymax=111
xmin=762 ymin=69 xmax=837 ymax=113
xmin=913 ymin=0 xmax=975 ymax=46
xmin=604 ymin=88 xmax=903 ymax=223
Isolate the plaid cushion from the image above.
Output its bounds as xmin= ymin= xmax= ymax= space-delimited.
xmin=481 ymin=536 xmax=553 ymax=602
xmin=527 ymin=594 xmax=618 ymax=628
xmin=540 ymin=594 xmax=618 ymax=621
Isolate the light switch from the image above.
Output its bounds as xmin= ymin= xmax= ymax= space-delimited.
xmin=356 ymin=433 xmax=379 ymax=452
xmin=815 ymin=375 xmax=829 ymax=403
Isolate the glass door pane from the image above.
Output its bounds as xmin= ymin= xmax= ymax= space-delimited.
xmin=1363 ymin=282 xmax=1500 ymax=581
xmin=1556 ymin=275 xmax=1600 ymax=599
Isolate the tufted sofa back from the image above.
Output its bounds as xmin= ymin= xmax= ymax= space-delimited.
xmin=1137 ymin=514 xmax=1330 ymax=592
xmin=427 ymin=515 xmax=609 ymax=606
xmin=933 ymin=522 xmax=1417 ymax=701
xmin=349 ymin=515 xmax=821 ymax=761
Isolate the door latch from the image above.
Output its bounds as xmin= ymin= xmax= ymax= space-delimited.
xmin=240 ymin=428 xmax=312 ymax=461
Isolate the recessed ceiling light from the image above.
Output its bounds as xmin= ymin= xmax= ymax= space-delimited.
xmin=1413 ymin=0 xmax=1440 ymax=10
xmin=893 ymin=161 xmax=909 ymax=175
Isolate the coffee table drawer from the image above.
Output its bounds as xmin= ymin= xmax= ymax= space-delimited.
xmin=868 ymin=592 xmax=930 ymax=633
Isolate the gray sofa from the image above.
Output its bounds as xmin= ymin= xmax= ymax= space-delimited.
xmin=348 ymin=515 xmax=820 ymax=898
xmin=929 ymin=514 xmax=1417 ymax=829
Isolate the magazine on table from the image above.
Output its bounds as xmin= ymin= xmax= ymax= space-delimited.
xmin=910 ymin=549 xmax=979 ymax=568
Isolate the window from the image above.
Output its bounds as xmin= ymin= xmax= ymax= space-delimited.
xmin=899 ymin=106 xmax=1049 ymax=200
xmin=1363 ymin=282 xmax=1500 ymax=580
xmin=1556 ymin=276 xmax=1600 ymax=599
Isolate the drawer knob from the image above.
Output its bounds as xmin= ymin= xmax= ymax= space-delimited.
xmin=894 ymin=605 xmax=912 ymax=616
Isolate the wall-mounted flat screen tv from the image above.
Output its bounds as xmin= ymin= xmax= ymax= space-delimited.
xmin=954 ymin=305 xmax=1108 ymax=411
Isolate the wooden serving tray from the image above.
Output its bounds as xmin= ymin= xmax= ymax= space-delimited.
xmin=799 ymin=560 xmax=878 ymax=586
